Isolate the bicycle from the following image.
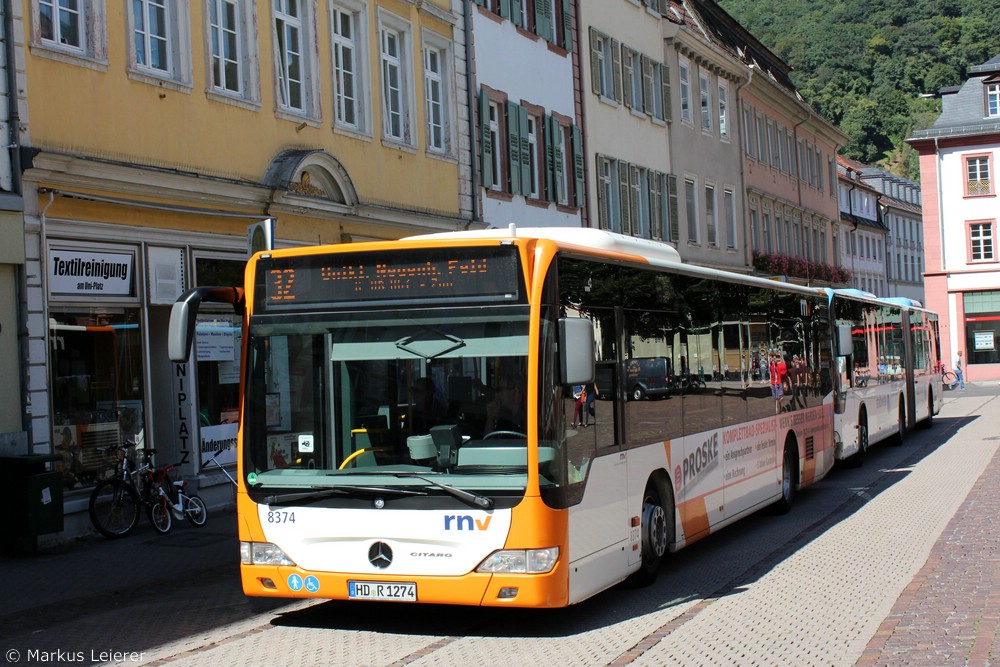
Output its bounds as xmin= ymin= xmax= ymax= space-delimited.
xmin=942 ymin=369 xmax=959 ymax=390
xmin=146 ymin=463 xmax=209 ymax=534
xmin=89 ymin=442 xmax=208 ymax=538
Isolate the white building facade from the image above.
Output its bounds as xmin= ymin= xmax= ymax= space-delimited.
xmin=909 ymin=54 xmax=1000 ymax=382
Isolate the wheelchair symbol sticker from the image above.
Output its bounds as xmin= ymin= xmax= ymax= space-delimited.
xmin=304 ymin=576 xmax=320 ymax=593
xmin=287 ymin=574 xmax=303 ymax=591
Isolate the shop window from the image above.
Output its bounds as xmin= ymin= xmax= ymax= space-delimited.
xmin=50 ymin=308 xmax=145 ymax=489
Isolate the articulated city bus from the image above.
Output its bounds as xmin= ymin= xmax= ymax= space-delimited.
xmin=826 ymin=290 xmax=942 ymax=467
xmin=168 ymin=227 xmax=839 ymax=607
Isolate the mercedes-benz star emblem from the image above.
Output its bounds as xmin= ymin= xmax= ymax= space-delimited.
xmin=368 ymin=542 xmax=393 ymax=569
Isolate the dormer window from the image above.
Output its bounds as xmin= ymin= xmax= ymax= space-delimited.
xmin=987 ymin=81 xmax=999 ymax=118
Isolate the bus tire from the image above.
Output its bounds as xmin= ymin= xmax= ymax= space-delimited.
xmin=626 ymin=477 xmax=673 ymax=587
xmin=891 ymin=399 xmax=906 ymax=446
xmin=847 ymin=410 xmax=868 ymax=468
xmin=772 ymin=440 xmax=797 ymax=514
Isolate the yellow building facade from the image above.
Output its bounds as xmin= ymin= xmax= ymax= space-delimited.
xmin=19 ymin=0 xmax=472 ymax=519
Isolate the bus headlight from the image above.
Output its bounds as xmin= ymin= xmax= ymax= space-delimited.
xmin=241 ymin=541 xmax=296 ymax=566
xmin=476 ymin=547 xmax=559 ymax=574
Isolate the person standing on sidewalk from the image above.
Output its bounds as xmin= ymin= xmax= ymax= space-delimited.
xmin=954 ymin=349 xmax=965 ymax=389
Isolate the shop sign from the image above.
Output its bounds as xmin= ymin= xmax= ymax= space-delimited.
xmin=50 ymin=250 xmax=134 ymax=297
xmin=201 ymin=423 xmax=238 ymax=467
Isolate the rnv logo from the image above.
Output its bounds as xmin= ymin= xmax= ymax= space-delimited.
xmin=443 ymin=514 xmax=492 ymax=531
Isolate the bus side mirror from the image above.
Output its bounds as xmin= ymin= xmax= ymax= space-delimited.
xmin=168 ymin=299 xmax=196 ymax=362
xmin=835 ymin=323 xmax=853 ymax=358
xmin=559 ymin=318 xmax=595 ymax=386
xmin=167 ymin=287 xmax=244 ymax=362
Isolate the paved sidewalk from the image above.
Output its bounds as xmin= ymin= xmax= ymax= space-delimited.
xmin=857 ymin=397 xmax=1000 ymax=667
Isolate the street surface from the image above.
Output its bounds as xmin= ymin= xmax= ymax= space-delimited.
xmin=1 ymin=388 xmax=997 ymax=666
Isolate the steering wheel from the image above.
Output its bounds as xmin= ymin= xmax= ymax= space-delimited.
xmin=483 ymin=430 xmax=527 ymax=440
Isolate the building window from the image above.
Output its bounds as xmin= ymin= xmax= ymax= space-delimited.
xmin=742 ymin=104 xmax=754 ymax=156
xmin=755 ymin=114 xmax=767 ymax=163
xmin=273 ymin=0 xmax=318 ymax=116
xmin=423 ymin=31 xmax=453 ymax=154
xmin=718 ymin=81 xmax=729 ymax=140
xmin=679 ymin=57 xmax=692 ymax=124
xmin=987 ymin=82 xmax=999 ymax=118
xmin=965 ymin=155 xmax=993 ymax=196
xmin=963 ymin=291 xmax=1000 ymax=365
xmin=685 ymin=177 xmax=698 ymax=243
xmin=705 ymin=183 xmax=717 ymax=246
xmin=332 ymin=2 xmax=368 ymax=133
xmin=34 ymin=0 xmax=109 ymax=67
xmin=969 ymin=221 xmax=996 ymax=262
xmin=749 ymin=205 xmax=759 ymax=251
xmin=596 ymin=155 xmax=620 ymax=232
xmin=480 ymin=90 xmax=507 ymax=192
xmin=589 ymin=29 xmax=620 ymax=103
xmin=724 ymin=188 xmax=736 ymax=249
xmin=699 ymin=69 xmax=711 ymax=133
xmin=526 ymin=112 xmax=542 ymax=199
xmin=622 ymin=46 xmax=643 ymax=111
xmin=207 ymin=0 xmax=259 ymax=103
xmin=128 ymin=0 xmax=190 ymax=85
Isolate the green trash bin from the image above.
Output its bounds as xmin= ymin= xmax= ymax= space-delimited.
xmin=0 ymin=454 xmax=64 ymax=554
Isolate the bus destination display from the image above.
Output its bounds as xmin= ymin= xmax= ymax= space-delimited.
xmin=259 ymin=246 xmax=522 ymax=308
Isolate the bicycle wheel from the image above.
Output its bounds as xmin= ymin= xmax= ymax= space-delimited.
xmin=184 ymin=494 xmax=208 ymax=527
xmin=942 ymin=371 xmax=957 ymax=389
xmin=148 ymin=495 xmax=172 ymax=534
xmin=89 ymin=480 xmax=141 ymax=539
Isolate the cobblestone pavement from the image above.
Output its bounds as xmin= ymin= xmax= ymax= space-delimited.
xmin=0 ymin=385 xmax=997 ymax=666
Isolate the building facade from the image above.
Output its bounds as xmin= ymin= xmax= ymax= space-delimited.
xmin=908 ymin=54 xmax=1000 ymax=383
xmin=694 ymin=0 xmax=846 ymax=283
xmin=861 ymin=167 xmax=924 ymax=303
xmin=838 ymin=156 xmax=888 ymax=295
xmin=469 ymin=0 xmax=583 ymax=228
xmin=20 ymin=0 xmax=472 ymax=528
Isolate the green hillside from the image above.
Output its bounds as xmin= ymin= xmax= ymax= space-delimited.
xmin=716 ymin=0 xmax=1000 ymax=179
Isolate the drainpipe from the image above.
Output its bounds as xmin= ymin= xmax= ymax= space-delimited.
xmin=463 ymin=1 xmax=480 ymax=227
xmin=735 ymin=63 xmax=754 ymax=267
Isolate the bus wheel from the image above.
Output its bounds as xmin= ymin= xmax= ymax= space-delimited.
xmin=847 ymin=411 xmax=868 ymax=468
xmin=773 ymin=441 xmax=797 ymax=514
xmin=627 ymin=480 xmax=672 ymax=587
xmin=891 ymin=399 xmax=906 ymax=446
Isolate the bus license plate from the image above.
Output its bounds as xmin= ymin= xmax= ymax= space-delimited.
xmin=348 ymin=581 xmax=417 ymax=601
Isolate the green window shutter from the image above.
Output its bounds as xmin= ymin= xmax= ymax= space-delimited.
xmin=667 ymin=174 xmax=679 ymax=242
xmin=498 ymin=0 xmax=510 ymax=20
xmin=596 ymin=156 xmax=609 ymax=229
xmin=510 ymin=0 xmax=522 ymax=26
xmin=562 ymin=0 xmax=573 ymax=51
xmin=507 ymin=101 xmax=521 ymax=195
xmin=535 ymin=0 xmax=552 ymax=42
xmin=618 ymin=160 xmax=631 ymax=236
xmin=662 ymin=64 xmax=672 ymax=122
xmin=612 ymin=39 xmax=622 ymax=104
xmin=642 ymin=56 xmax=654 ymax=115
xmin=572 ymin=126 xmax=585 ymax=209
xmin=622 ymin=47 xmax=634 ymax=110
xmin=589 ymin=28 xmax=601 ymax=95
xmin=552 ymin=117 xmax=565 ymax=203
xmin=519 ymin=105 xmax=532 ymax=195
xmin=544 ymin=114 xmax=555 ymax=201
xmin=480 ymin=90 xmax=493 ymax=189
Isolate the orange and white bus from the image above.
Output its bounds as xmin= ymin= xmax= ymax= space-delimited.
xmin=169 ymin=227 xmax=838 ymax=607
xmin=826 ymin=290 xmax=943 ymax=466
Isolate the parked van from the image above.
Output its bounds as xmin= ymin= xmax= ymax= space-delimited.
xmin=624 ymin=357 xmax=670 ymax=401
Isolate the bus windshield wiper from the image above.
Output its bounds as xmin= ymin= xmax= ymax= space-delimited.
xmin=265 ymin=485 xmax=427 ymax=507
xmin=391 ymin=472 xmax=494 ymax=509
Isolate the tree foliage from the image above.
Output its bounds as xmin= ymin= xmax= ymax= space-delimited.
xmin=717 ymin=0 xmax=1000 ymax=180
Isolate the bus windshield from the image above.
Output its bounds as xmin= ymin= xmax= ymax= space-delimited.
xmin=243 ymin=304 xmax=532 ymax=500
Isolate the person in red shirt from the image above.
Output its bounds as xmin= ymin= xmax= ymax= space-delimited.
xmin=770 ymin=351 xmax=788 ymax=414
